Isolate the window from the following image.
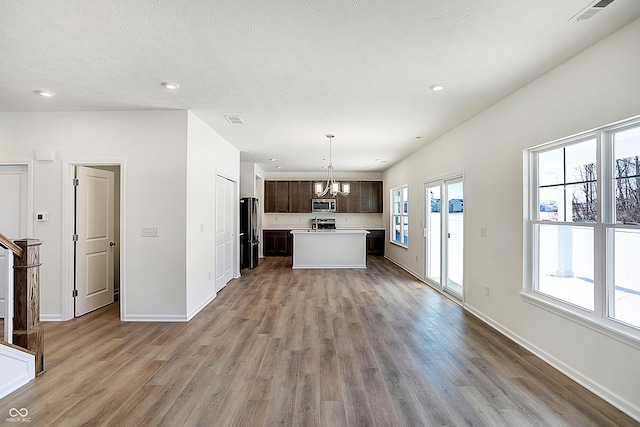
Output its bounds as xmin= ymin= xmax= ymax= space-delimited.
xmin=526 ymin=116 xmax=640 ymax=343
xmin=391 ymin=185 xmax=409 ymax=246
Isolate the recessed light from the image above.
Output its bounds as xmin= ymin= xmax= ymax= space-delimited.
xmin=276 ymin=166 xmax=282 ymax=169
xmin=429 ymin=83 xmax=444 ymax=91
xmin=35 ymin=90 xmax=56 ymax=97
xmin=269 ymin=158 xmax=277 ymax=162
xmin=161 ymin=82 xmax=180 ymax=90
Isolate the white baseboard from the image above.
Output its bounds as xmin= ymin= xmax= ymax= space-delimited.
xmin=464 ymin=304 xmax=640 ymax=423
xmin=122 ymin=314 xmax=189 ymax=322
xmin=383 ymin=255 xmax=421 ymax=279
xmin=186 ymin=292 xmax=217 ymax=321
xmin=40 ymin=314 xmax=63 ymax=322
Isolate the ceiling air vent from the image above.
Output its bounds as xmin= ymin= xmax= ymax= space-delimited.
xmin=224 ymin=115 xmax=244 ymax=124
xmin=571 ymin=0 xmax=616 ymax=22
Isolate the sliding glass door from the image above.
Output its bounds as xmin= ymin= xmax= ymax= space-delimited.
xmin=427 ymin=184 xmax=441 ymax=284
xmin=425 ymin=176 xmax=464 ymax=299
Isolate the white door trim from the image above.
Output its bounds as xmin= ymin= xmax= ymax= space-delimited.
xmin=0 ymin=162 xmax=32 ymax=342
xmin=0 ymin=161 xmax=33 ymax=237
xmin=2 ymin=248 xmax=14 ymax=343
xmin=62 ymin=160 xmax=125 ymax=321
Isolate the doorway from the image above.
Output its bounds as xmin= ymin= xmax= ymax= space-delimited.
xmin=215 ymin=175 xmax=236 ymax=292
xmin=425 ymin=175 xmax=465 ymax=300
xmin=64 ymin=162 xmax=122 ymax=319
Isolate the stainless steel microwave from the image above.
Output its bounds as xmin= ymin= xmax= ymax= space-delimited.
xmin=311 ymin=199 xmax=336 ymax=212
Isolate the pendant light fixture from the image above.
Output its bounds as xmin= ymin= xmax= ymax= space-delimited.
xmin=314 ymin=134 xmax=350 ymax=197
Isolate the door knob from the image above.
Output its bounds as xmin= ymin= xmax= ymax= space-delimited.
xmin=110 ymin=241 xmax=117 ymax=247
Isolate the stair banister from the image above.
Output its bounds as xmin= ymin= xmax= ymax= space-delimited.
xmin=0 ymin=233 xmax=22 ymax=257
xmin=0 ymin=232 xmax=45 ymax=375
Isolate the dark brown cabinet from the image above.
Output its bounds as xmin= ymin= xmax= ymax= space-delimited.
xmin=336 ymin=181 xmax=360 ymax=213
xmin=289 ymin=181 xmax=313 ymax=213
xmin=265 ymin=181 xmax=290 ymax=213
xmin=263 ymin=230 xmax=293 ymax=256
xmin=359 ymin=181 xmax=383 ymax=213
xmin=266 ymin=180 xmax=382 ymax=213
xmin=366 ymin=229 xmax=385 ymax=255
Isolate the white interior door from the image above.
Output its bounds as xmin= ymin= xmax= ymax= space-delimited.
xmin=0 ymin=165 xmax=28 ymax=327
xmin=75 ymin=166 xmax=115 ymax=316
xmin=215 ymin=175 xmax=235 ymax=292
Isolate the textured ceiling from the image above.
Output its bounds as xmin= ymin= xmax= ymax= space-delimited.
xmin=2 ymin=0 xmax=640 ymax=172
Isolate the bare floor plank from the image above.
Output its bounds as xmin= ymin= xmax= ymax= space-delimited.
xmin=0 ymin=256 xmax=636 ymax=426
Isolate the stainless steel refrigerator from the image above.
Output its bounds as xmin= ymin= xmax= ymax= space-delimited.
xmin=240 ymin=197 xmax=259 ymax=269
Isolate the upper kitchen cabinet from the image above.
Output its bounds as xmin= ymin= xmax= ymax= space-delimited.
xmin=336 ymin=181 xmax=361 ymax=213
xmin=265 ymin=181 xmax=290 ymax=213
xmin=359 ymin=181 xmax=383 ymax=213
xmin=265 ymin=180 xmax=382 ymax=213
xmin=289 ymin=181 xmax=313 ymax=213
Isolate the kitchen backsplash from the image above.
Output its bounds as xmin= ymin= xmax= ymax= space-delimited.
xmin=263 ymin=212 xmax=384 ymax=229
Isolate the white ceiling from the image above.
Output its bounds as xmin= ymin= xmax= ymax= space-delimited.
xmin=2 ymin=1 xmax=640 ymax=172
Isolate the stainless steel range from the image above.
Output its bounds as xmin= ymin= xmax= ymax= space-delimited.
xmin=311 ymin=217 xmax=336 ymax=231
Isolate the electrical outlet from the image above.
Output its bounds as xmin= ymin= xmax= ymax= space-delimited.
xmin=480 ymin=226 xmax=487 ymax=237
xmin=141 ymin=226 xmax=159 ymax=237
xmin=485 ymin=286 xmax=490 ymax=296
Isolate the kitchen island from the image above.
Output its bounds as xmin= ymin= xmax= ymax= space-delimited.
xmin=290 ymin=229 xmax=369 ymax=269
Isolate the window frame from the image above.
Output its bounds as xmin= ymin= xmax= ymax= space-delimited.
xmin=524 ymin=116 xmax=640 ymax=349
xmin=391 ymin=184 xmax=409 ymax=248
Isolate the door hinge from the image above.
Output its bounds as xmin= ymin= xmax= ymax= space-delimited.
xmin=73 ymin=234 xmax=78 ymax=242
xmin=73 ymin=178 xmax=79 ymax=186
xmin=72 ymin=289 xmax=78 ymax=297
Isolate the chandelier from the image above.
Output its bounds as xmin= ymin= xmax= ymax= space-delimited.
xmin=314 ymin=134 xmax=350 ymax=197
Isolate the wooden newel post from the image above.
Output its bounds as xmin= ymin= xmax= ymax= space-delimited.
xmin=13 ymin=238 xmax=45 ymax=375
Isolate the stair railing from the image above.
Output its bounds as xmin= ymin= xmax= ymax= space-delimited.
xmin=0 ymin=232 xmax=45 ymax=375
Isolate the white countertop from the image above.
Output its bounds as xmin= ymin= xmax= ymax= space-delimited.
xmin=290 ymin=229 xmax=369 ymax=234
xmin=265 ymin=227 xmax=384 ymax=231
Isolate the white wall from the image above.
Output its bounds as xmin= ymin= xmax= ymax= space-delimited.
xmin=383 ymin=18 xmax=640 ymax=418
xmin=0 ymin=111 xmax=193 ymax=320
xmin=186 ymin=112 xmax=240 ymax=318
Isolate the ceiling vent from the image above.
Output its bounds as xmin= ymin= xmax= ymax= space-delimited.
xmin=571 ymin=0 xmax=616 ymax=22
xmin=224 ymin=115 xmax=244 ymax=124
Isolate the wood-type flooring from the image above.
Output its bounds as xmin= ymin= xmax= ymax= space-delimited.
xmin=0 ymin=256 xmax=636 ymax=426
